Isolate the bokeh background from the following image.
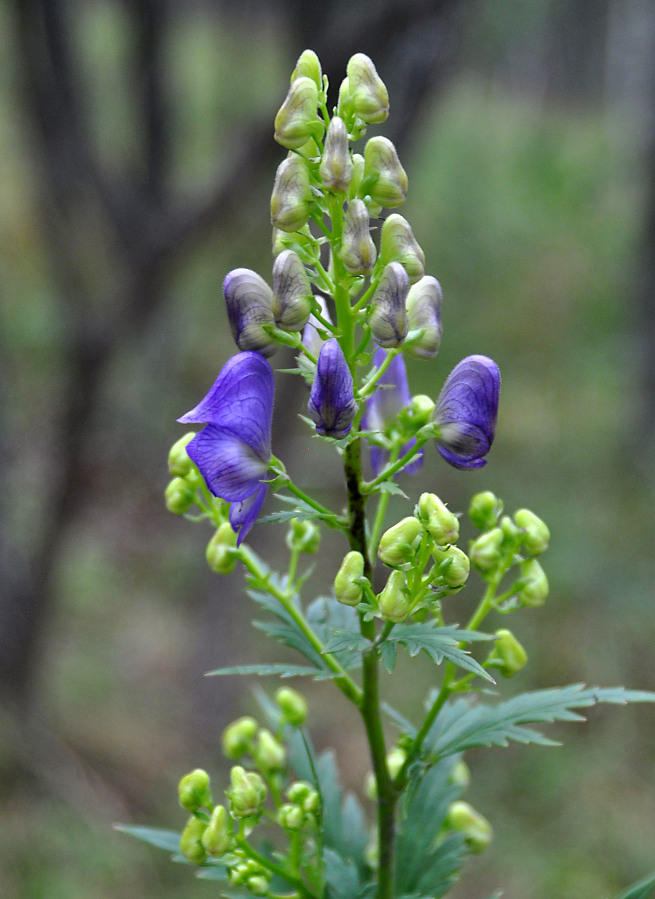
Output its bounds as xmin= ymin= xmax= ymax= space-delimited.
xmin=2 ymin=1 xmax=655 ymax=897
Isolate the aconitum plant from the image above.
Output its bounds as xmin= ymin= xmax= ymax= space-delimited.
xmin=121 ymin=51 xmax=655 ymax=899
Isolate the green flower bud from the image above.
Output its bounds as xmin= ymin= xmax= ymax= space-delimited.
xmin=178 ymin=768 xmax=211 ymax=812
xmin=202 ymin=805 xmax=232 ymax=856
xmin=286 ymin=517 xmax=320 ymax=554
xmin=286 ymin=781 xmax=318 ymax=812
xmin=500 ymin=514 xmax=520 ymax=542
xmin=168 ymin=432 xmax=196 ymax=477
xmin=272 ymin=249 xmax=312 ymax=331
xmin=275 ymin=686 xmax=308 ymax=726
xmin=274 ymin=76 xmax=321 ymax=150
xmin=446 ymin=801 xmax=493 ymax=854
xmin=469 ymin=527 xmax=504 ymax=572
xmin=518 ymin=558 xmax=549 ymax=607
xmin=206 ymin=522 xmax=238 ymax=575
xmin=379 ymin=214 xmax=425 ymax=283
xmin=247 ymin=875 xmax=270 ymax=897
xmin=348 ymin=152 xmax=365 ymax=199
xmin=514 ymin=508 xmax=550 ymax=556
xmin=346 ymin=53 xmax=389 ymax=123
xmin=403 ymin=394 xmax=436 ymax=430
xmin=334 ymin=550 xmax=365 ymax=605
xmin=450 ymin=759 xmax=471 ymax=788
xmin=180 ymin=815 xmax=207 ymax=865
xmin=363 ymin=136 xmax=408 ymax=208
xmin=405 ymin=276 xmax=443 ymax=359
xmin=378 ymin=516 xmax=421 ymax=567
xmin=291 ymin=49 xmax=322 ymax=90
xmin=340 ymin=198 xmax=377 ymax=275
xmin=468 ymin=491 xmax=502 ymax=530
xmin=222 ymin=716 xmax=258 ymax=760
xmin=165 ymin=476 xmax=195 ymax=515
xmin=491 ymin=628 xmax=528 ymax=677
xmin=417 ymin=492 xmax=459 ymax=545
xmin=365 ymin=746 xmax=405 ymax=800
xmin=229 ymin=766 xmax=267 ymax=818
xmin=319 ymin=116 xmax=353 ymax=193
xmin=271 ymin=155 xmax=312 ymax=233
xmin=378 ymin=569 xmax=410 ymax=623
xmin=369 ymin=261 xmax=409 ymax=348
xmin=433 ymin=545 xmax=471 ymax=588
xmin=300 ymin=788 xmax=319 ymax=814
xmin=254 ymin=728 xmax=286 ymax=771
xmin=278 ymin=802 xmax=305 ymax=831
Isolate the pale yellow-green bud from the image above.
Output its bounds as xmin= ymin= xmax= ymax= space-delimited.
xmin=379 ymin=214 xmax=425 ymax=283
xmin=222 ymin=716 xmax=258 ymax=760
xmin=272 ymin=224 xmax=314 ymax=257
xmin=365 ymin=747 xmax=405 ymax=800
xmin=363 ymin=136 xmax=408 ymax=208
xmin=378 ymin=569 xmax=410 ymax=623
xmin=334 ymin=550 xmax=365 ymax=605
xmin=178 ymin=768 xmax=211 ymax=813
xmin=518 ymin=558 xmax=549 ymax=607
xmin=449 ymin=759 xmax=471 ymax=788
xmin=272 ymin=249 xmax=312 ymax=332
xmin=346 ymin=53 xmax=389 ymax=124
xmin=340 ymin=198 xmax=377 ymax=275
xmin=286 ymin=780 xmax=317 ymax=810
xmin=274 ymin=76 xmax=321 ymax=150
xmin=286 ymin=517 xmax=320 ymax=555
xmin=491 ymin=628 xmax=528 ymax=677
xmin=180 ymin=815 xmax=208 ymax=865
xmin=291 ymin=49 xmax=322 ymax=90
xmin=433 ymin=545 xmax=471 ymax=588
xmin=369 ymin=261 xmax=409 ymax=348
xmin=278 ymin=802 xmax=305 ymax=831
xmin=469 ymin=527 xmax=504 ymax=573
xmin=206 ymin=523 xmax=238 ymax=575
xmin=229 ymin=766 xmax=267 ymax=818
xmin=165 ymin=476 xmax=195 ymax=515
xmin=514 ymin=508 xmax=550 ymax=556
xmin=168 ymin=432 xmax=195 ymax=477
xmin=405 ymin=276 xmax=443 ymax=359
xmin=275 ymin=686 xmax=308 ymax=726
xmin=446 ymin=801 xmax=493 ymax=854
xmin=378 ymin=516 xmax=421 ymax=567
xmin=201 ymin=804 xmax=232 ymax=856
xmin=254 ymin=728 xmax=286 ymax=771
xmin=348 ymin=152 xmax=365 ymax=199
xmin=405 ymin=394 xmax=435 ymax=428
xmin=319 ymin=116 xmax=353 ymax=193
xmin=468 ymin=491 xmax=502 ymax=530
xmin=247 ymin=875 xmax=270 ymax=897
xmin=417 ymin=492 xmax=459 ymax=545
xmin=501 ymin=514 xmax=520 ymax=542
xmin=271 ymin=155 xmax=312 ymax=233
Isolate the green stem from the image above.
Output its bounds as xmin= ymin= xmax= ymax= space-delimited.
xmin=365 ymin=438 xmax=427 ymax=491
xmin=358 ymin=348 xmax=400 ymax=399
xmin=235 ymin=836 xmax=315 ymax=899
xmin=367 ymin=444 xmax=400 ymax=559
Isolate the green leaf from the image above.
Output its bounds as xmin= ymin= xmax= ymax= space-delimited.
xmin=380 ymin=640 xmax=397 ymax=673
xmin=321 ymin=629 xmax=371 ymax=655
xmin=114 ymin=824 xmax=181 ymax=854
xmin=323 ymin=848 xmax=361 ymax=899
xmin=306 ymin=596 xmax=363 ymax=672
xmin=613 ymin=873 xmax=655 ymax=899
xmin=385 ymin=623 xmax=495 ymax=683
xmin=372 ymin=480 xmax=409 ymax=498
xmin=206 ymin=663 xmax=339 ymax=680
xmin=427 ymin=685 xmax=655 ymax=761
xmin=257 ymin=510 xmax=316 ymax=525
xmin=247 ymin=588 xmax=328 ymax=672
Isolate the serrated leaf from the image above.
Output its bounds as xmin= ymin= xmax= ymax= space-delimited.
xmin=306 ymin=596 xmax=363 ymax=672
xmin=385 ymin=623 xmax=494 ymax=683
xmin=373 ymin=480 xmax=409 ymax=498
xmin=114 ymin=824 xmax=181 ymax=853
xmin=380 ymin=640 xmax=397 ymax=672
xmin=322 ymin=630 xmax=371 ymax=655
xmin=257 ymin=510 xmax=315 ymax=525
xmin=614 ymin=873 xmax=655 ymax=899
xmin=324 ymin=847 xmax=361 ymax=899
xmin=206 ymin=663 xmax=339 ymax=680
xmin=427 ymin=685 xmax=655 ymax=761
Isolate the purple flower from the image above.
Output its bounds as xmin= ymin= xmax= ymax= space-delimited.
xmin=308 ymin=339 xmax=357 ymax=438
xmin=178 ymin=352 xmax=274 ymax=543
xmin=362 ymin=348 xmax=423 ymax=476
xmin=434 ymin=355 xmax=500 ymax=470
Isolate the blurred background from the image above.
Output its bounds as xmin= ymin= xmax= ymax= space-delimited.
xmin=1 ymin=0 xmax=655 ymax=896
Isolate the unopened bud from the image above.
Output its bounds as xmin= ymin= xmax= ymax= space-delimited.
xmin=247 ymin=876 xmax=270 ymax=897
xmin=378 ymin=516 xmax=421 ymax=567
xmin=417 ymin=493 xmax=459 ymax=545
xmin=272 ymin=249 xmax=312 ymax=332
xmin=271 ymin=155 xmax=312 ymax=233
xmin=491 ymin=628 xmax=528 ymax=677
xmin=178 ymin=768 xmax=212 ymax=812
xmin=348 ymin=153 xmax=365 ymax=199
xmin=286 ymin=781 xmax=318 ymax=811
xmin=468 ymin=491 xmax=502 ymax=531
xmin=274 ymin=76 xmax=321 ymax=150
xmin=518 ymin=558 xmax=549 ymax=607
xmin=379 ymin=214 xmax=425 ymax=283
xmin=501 ymin=514 xmax=520 ymax=542
xmin=165 ymin=477 xmax=195 ymax=515
xmin=369 ymin=261 xmax=409 ymax=348
xmin=223 ymin=268 xmax=276 ymax=356
xmin=433 ymin=545 xmax=470 ymax=588
xmin=378 ymin=569 xmax=410 ymax=622
xmin=469 ymin=528 xmax=504 ymax=572
xmin=206 ymin=522 xmax=238 ymax=575
xmin=341 ymin=198 xmax=377 ymax=275
xmin=286 ymin=517 xmax=320 ymax=555
xmin=168 ymin=433 xmax=196 ymax=477
xmin=291 ymin=49 xmax=322 ymax=90
xmin=320 ymin=116 xmax=353 ymax=193
xmin=275 ymin=686 xmax=308 ymax=726
xmin=202 ymin=805 xmax=232 ymax=856
xmin=278 ymin=802 xmax=305 ymax=831
xmin=405 ymin=276 xmax=443 ymax=359
xmin=405 ymin=394 xmax=436 ymax=429
xmin=222 ymin=716 xmax=258 ymax=760
xmin=254 ymin=728 xmax=286 ymax=771
xmin=334 ymin=550 xmax=365 ymax=605
xmin=229 ymin=766 xmax=267 ymax=818
xmin=446 ymin=801 xmax=493 ymax=854
xmin=514 ymin=508 xmax=550 ymax=556
xmin=346 ymin=53 xmax=389 ymax=124
xmin=363 ymin=136 xmax=408 ymax=208
xmin=180 ymin=815 xmax=207 ymax=865
xmin=365 ymin=746 xmax=406 ymax=800
xmin=450 ymin=759 xmax=471 ymax=788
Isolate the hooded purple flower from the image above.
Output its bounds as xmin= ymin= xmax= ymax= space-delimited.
xmin=434 ymin=354 xmax=500 ymax=470
xmin=178 ymin=352 xmax=274 ymax=543
xmin=308 ymin=339 xmax=357 ymax=438
xmin=362 ymin=348 xmax=423 ymax=476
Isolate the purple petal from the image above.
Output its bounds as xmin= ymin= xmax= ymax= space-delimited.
xmin=308 ymin=339 xmax=357 ymax=438
xmin=178 ymin=352 xmax=274 ymax=462
xmin=369 ymin=438 xmax=424 ymax=478
xmin=229 ymin=484 xmax=268 ymax=545
xmin=434 ymin=355 xmax=500 ymax=469
xmin=223 ymin=268 xmax=276 ymax=356
xmin=185 ymin=425 xmax=269 ymax=501
xmin=362 ymin=348 xmax=411 ymax=431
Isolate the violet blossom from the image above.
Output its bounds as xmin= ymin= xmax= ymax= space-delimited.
xmin=308 ymin=339 xmax=357 ymax=438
